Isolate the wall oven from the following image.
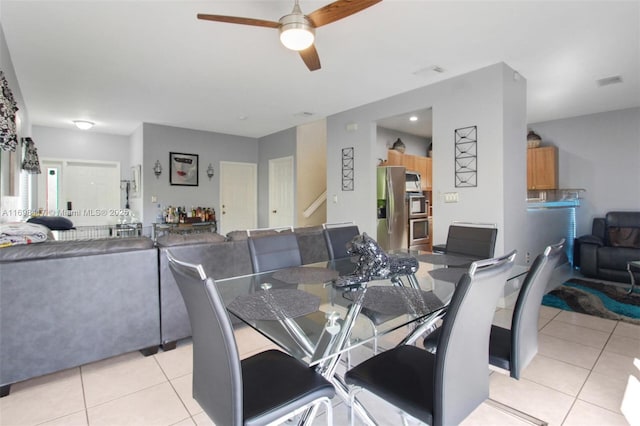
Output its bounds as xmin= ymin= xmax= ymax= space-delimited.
xmin=409 ymin=216 xmax=430 ymax=251
xmin=407 ymin=194 xmax=428 ymax=217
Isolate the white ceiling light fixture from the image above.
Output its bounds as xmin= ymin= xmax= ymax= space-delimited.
xmin=409 ymin=116 xmax=418 ymax=122
xmin=279 ymin=2 xmax=315 ymax=51
xmin=73 ymin=120 xmax=94 ymax=130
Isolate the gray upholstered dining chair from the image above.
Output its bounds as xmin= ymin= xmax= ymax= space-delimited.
xmin=247 ymin=232 xmax=303 ymax=273
xmin=322 ymin=223 xmax=360 ymax=260
xmin=344 ymin=250 xmax=517 ymax=426
xmin=167 ymin=251 xmax=335 ymax=426
xmin=424 ymin=239 xmax=565 ymax=380
xmin=487 ymin=239 xmax=565 ymax=379
xmin=431 ymin=222 xmax=498 ymax=263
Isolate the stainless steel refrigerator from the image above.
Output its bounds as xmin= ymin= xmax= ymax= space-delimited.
xmin=376 ymin=166 xmax=407 ymax=251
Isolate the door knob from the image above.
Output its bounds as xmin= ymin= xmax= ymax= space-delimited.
xmin=272 ymin=210 xmax=277 ymax=213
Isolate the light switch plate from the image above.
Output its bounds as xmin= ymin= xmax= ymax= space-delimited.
xmin=444 ymin=192 xmax=459 ymax=203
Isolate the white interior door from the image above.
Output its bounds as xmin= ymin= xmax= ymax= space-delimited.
xmin=38 ymin=159 xmax=120 ymax=227
xmin=219 ymin=161 xmax=257 ymax=234
xmin=268 ymin=156 xmax=294 ymax=228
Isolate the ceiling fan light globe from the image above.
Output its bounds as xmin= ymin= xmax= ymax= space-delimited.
xmin=279 ymin=23 xmax=315 ymax=51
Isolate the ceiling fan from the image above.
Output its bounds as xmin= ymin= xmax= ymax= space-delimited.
xmin=197 ymin=0 xmax=382 ymax=71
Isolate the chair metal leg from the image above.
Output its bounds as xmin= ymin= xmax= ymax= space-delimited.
xmin=486 ymin=398 xmax=548 ymax=426
xmin=321 ymin=397 xmax=334 ymax=426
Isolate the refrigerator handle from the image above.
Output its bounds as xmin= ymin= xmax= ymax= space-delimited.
xmin=386 ymin=171 xmax=393 ymax=234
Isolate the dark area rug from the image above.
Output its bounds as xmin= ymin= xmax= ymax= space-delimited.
xmin=542 ymin=278 xmax=640 ymax=325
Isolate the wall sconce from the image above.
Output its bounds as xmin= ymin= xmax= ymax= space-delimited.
xmin=153 ymin=160 xmax=162 ymax=178
xmin=206 ymin=163 xmax=215 ymax=180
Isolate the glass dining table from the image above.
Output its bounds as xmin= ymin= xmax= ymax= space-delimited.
xmin=214 ymin=254 xmax=529 ymax=424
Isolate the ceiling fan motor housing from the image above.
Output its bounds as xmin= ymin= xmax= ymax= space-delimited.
xmin=279 ymin=13 xmax=315 ymax=50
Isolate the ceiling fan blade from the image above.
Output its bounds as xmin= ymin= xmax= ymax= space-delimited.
xmin=307 ymin=0 xmax=382 ymax=27
xmin=299 ymin=45 xmax=321 ymax=71
xmin=197 ymin=14 xmax=280 ymax=29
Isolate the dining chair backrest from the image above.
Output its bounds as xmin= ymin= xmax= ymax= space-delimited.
xmin=247 ymin=232 xmax=302 ymax=273
xmin=434 ymin=250 xmax=516 ymax=426
xmin=445 ymin=224 xmax=498 ymax=258
xmin=166 ymin=251 xmax=243 ymax=426
xmin=323 ymin=223 xmax=360 ymax=260
xmin=508 ymin=239 xmax=565 ymax=378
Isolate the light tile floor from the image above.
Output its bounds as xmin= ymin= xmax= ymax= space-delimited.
xmin=1 ymin=308 xmax=638 ymax=425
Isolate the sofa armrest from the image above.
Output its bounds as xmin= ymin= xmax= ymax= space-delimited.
xmin=579 ymin=242 xmax=599 ymax=277
xmin=577 ymin=234 xmax=604 ymax=247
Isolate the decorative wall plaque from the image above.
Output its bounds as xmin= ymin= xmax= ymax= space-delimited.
xmin=342 ymin=147 xmax=354 ymax=191
xmin=454 ymin=126 xmax=477 ymax=187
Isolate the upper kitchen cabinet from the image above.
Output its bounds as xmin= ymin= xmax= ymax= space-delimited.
xmin=414 ymin=156 xmax=432 ymax=191
xmin=387 ymin=149 xmax=404 ymax=166
xmin=386 ymin=150 xmax=432 ymax=191
xmin=527 ymin=146 xmax=558 ymax=190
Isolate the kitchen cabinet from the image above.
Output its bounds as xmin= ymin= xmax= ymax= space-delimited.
xmin=387 ymin=149 xmax=404 ymax=166
xmin=386 ymin=150 xmax=432 ymax=191
xmin=414 ymin=156 xmax=432 ymax=191
xmin=527 ymin=146 xmax=558 ymax=190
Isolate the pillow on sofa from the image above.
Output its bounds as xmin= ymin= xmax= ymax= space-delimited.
xmin=27 ymin=216 xmax=74 ymax=231
xmin=608 ymin=227 xmax=640 ymax=248
xmin=156 ymin=232 xmax=226 ymax=247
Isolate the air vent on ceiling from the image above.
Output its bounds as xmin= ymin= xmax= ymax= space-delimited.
xmin=596 ymin=75 xmax=623 ymax=87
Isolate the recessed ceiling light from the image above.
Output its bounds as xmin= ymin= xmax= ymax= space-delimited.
xmin=238 ymin=115 xmax=248 ymax=120
xmin=596 ymin=75 xmax=623 ymax=87
xmin=73 ymin=120 xmax=94 ymax=130
xmin=409 ymin=116 xmax=418 ymax=122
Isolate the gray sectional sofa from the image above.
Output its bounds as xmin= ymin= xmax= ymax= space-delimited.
xmin=156 ymin=225 xmax=329 ymax=350
xmin=0 ymin=237 xmax=160 ymax=397
xmin=0 ymin=225 xmax=331 ymax=396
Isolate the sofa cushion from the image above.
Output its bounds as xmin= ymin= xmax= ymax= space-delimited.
xmin=226 ymin=230 xmax=249 ymax=241
xmin=607 ymin=227 xmax=640 ymax=248
xmin=0 ymin=237 xmax=154 ymax=262
xmin=27 ymin=216 xmax=74 ymax=230
xmin=597 ymin=246 xmax=640 ymax=270
xmin=156 ymin=232 xmax=226 ymax=247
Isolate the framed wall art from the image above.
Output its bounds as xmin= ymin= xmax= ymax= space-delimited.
xmin=170 ymin=152 xmax=199 ymax=186
xmin=454 ymin=126 xmax=477 ymax=187
xmin=342 ymin=147 xmax=354 ymax=191
xmin=131 ymin=164 xmax=141 ymax=197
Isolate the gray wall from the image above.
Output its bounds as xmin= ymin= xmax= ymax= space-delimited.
xmin=0 ymin=22 xmax=31 ymax=202
xmin=33 ymin=126 xmax=131 ymax=168
xmin=257 ymin=127 xmax=296 ymax=227
xmin=31 ymin=125 xmax=132 ymax=212
xmin=529 ymin=107 xmax=640 ymax=236
xmin=141 ymin=123 xmax=258 ymax=226
xmin=326 ymin=62 xmax=528 ymax=262
xmin=128 ymin=124 xmax=144 ymax=220
xmin=376 ymin=126 xmax=430 ymax=164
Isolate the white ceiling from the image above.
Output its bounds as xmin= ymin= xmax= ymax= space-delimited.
xmin=1 ymin=1 xmax=638 ymax=139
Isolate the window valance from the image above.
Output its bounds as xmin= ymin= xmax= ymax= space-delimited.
xmin=0 ymin=70 xmax=19 ymax=152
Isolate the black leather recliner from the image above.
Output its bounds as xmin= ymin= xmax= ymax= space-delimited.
xmin=577 ymin=211 xmax=640 ymax=283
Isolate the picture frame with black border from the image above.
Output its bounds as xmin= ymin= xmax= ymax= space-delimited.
xmin=170 ymin=152 xmax=199 ymax=186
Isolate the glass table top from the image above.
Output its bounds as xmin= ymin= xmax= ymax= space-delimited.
xmin=215 ymin=255 xmax=529 ymax=366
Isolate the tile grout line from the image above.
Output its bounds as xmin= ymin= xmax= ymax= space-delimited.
xmin=559 ymin=319 xmax=618 ymax=424
xmin=152 ymin=353 xmax=195 ymax=425
xmin=79 ymin=365 xmax=90 ymax=425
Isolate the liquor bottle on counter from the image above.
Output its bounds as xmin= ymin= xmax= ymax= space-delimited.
xmin=156 ymin=204 xmax=164 ymax=224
